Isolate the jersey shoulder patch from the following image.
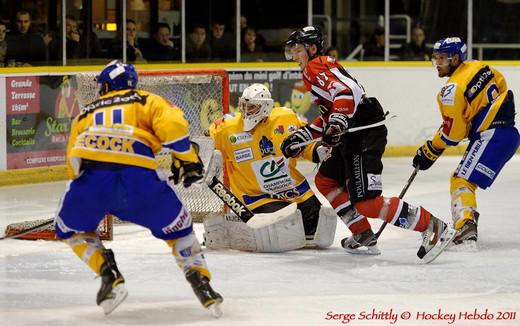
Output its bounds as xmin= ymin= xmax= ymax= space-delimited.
xmin=440 ymin=83 xmax=457 ymax=106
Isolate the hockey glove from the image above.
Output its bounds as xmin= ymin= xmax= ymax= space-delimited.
xmin=281 ymin=126 xmax=314 ymax=158
xmin=170 ymin=141 xmax=205 ymax=187
xmin=171 ymin=159 xmax=204 ymax=187
xmin=413 ymin=140 xmax=444 ymax=170
xmin=322 ymin=113 xmax=349 ymax=147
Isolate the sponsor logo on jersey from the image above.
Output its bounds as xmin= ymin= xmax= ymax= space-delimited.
xmin=459 ymin=140 xmax=483 ymax=176
xmin=352 ymin=154 xmax=364 ymax=198
xmin=274 ymin=125 xmax=284 ymax=134
xmin=440 ymin=83 xmax=456 ymax=106
xmin=465 ymin=67 xmax=494 ymax=103
xmin=229 ymin=132 xmax=252 ymax=144
xmin=367 ymin=173 xmax=382 ymax=191
xmin=272 ymin=188 xmax=301 ymax=200
xmin=79 ymin=90 xmax=147 ymax=121
xmin=76 ymin=134 xmax=135 ymax=153
xmin=259 ymin=136 xmax=275 ymax=157
xmin=476 ymin=162 xmax=496 ymax=179
xmin=234 ymin=147 xmax=253 ymax=163
xmin=252 ymin=157 xmax=293 ymax=194
xmin=442 ymin=116 xmax=454 ymax=135
xmin=162 ymin=207 xmax=191 ymax=234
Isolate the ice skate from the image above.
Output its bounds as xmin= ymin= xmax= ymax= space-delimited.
xmin=417 ymin=215 xmax=456 ymax=264
xmin=96 ymin=249 xmax=128 ymax=315
xmin=185 ymin=269 xmax=223 ymax=318
xmin=341 ymin=229 xmax=381 ymax=255
xmin=452 ymin=215 xmax=478 ymax=249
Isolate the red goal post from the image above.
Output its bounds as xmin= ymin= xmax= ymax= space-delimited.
xmin=4 ymin=69 xmax=230 ymax=241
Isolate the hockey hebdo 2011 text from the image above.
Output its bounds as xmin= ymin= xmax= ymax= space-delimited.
xmin=324 ymin=308 xmax=516 ymax=324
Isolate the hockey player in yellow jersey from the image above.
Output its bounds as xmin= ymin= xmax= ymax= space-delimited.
xmin=55 ymin=61 xmax=222 ymax=317
xmin=413 ymin=37 xmax=520 ymax=248
xmin=205 ymin=83 xmax=337 ymax=252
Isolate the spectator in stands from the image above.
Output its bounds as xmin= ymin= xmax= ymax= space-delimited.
xmin=400 ymin=26 xmax=430 ymax=61
xmin=125 ymin=19 xmax=145 ymax=62
xmin=111 ymin=19 xmax=145 ymax=62
xmin=6 ymin=10 xmax=47 ymax=66
xmin=186 ymin=23 xmax=211 ymax=62
xmin=326 ymin=46 xmax=340 ymax=60
xmin=241 ymin=26 xmax=264 ymax=62
xmin=0 ymin=21 xmax=7 ymax=66
xmin=64 ymin=15 xmax=103 ymax=59
xmin=362 ymin=26 xmax=385 ymax=61
xmin=209 ymin=20 xmax=234 ymax=61
xmin=143 ymin=22 xmax=180 ymax=62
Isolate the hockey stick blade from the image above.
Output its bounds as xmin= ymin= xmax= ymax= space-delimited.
xmin=1 ymin=218 xmax=54 ymax=240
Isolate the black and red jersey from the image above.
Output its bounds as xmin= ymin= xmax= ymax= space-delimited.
xmin=302 ymin=55 xmax=367 ymax=136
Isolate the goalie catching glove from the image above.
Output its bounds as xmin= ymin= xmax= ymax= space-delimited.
xmin=281 ymin=126 xmax=314 ymax=158
xmin=413 ymin=140 xmax=444 ymax=170
xmin=322 ymin=113 xmax=349 ymax=147
xmin=170 ymin=141 xmax=205 ymax=187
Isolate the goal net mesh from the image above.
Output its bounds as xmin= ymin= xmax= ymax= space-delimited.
xmin=4 ymin=69 xmax=229 ymax=240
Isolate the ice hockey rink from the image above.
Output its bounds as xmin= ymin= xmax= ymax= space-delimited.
xmin=1 ymin=156 xmax=519 ymax=326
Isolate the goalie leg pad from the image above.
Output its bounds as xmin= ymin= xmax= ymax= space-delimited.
xmin=247 ymin=203 xmax=306 ymax=252
xmin=224 ymin=214 xmax=257 ymax=251
xmin=204 ymin=214 xmax=258 ymax=251
xmin=307 ymin=206 xmax=337 ymax=248
xmin=203 ymin=214 xmax=231 ymax=250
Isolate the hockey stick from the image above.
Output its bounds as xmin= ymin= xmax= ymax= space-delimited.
xmin=0 ymin=218 xmax=54 ymax=240
xmin=290 ymin=112 xmax=395 ymax=150
xmin=199 ymin=148 xmax=255 ymax=223
xmin=206 ymin=176 xmax=254 ymax=223
xmin=374 ymin=165 xmax=420 ymax=239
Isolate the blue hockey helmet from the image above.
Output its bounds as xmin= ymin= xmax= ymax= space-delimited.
xmin=97 ymin=60 xmax=138 ymax=95
xmin=432 ymin=37 xmax=467 ymax=61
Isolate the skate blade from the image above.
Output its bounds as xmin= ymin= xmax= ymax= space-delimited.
xmin=343 ymin=245 xmax=381 ymax=255
xmin=100 ymin=284 xmax=128 ymax=316
xmin=418 ymin=227 xmax=457 ymax=264
xmin=207 ymin=301 xmax=223 ymax=318
xmin=447 ymin=240 xmax=478 ymax=252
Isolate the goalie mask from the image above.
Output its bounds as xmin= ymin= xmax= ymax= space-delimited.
xmin=238 ymin=84 xmax=274 ymax=131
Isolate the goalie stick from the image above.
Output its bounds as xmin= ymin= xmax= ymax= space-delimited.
xmin=205 ymin=176 xmax=254 ymax=222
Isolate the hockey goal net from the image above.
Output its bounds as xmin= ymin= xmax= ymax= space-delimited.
xmin=4 ymin=69 xmax=229 ymax=241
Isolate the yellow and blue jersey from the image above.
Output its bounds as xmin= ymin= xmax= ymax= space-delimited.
xmin=210 ymin=107 xmax=317 ymax=210
xmin=67 ymin=89 xmax=199 ymax=179
xmin=432 ymin=60 xmax=512 ymax=150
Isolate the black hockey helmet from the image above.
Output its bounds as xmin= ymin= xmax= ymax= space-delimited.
xmin=284 ymin=26 xmax=324 ymax=60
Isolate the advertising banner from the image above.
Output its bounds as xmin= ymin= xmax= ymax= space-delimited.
xmin=6 ymin=75 xmax=79 ymax=169
xmin=3 ymin=69 xmax=315 ymax=170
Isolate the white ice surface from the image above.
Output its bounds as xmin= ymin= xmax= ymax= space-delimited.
xmin=1 ymin=156 xmax=519 ymax=326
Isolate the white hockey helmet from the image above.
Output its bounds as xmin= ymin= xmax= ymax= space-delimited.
xmin=238 ymin=83 xmax=274 ymax=131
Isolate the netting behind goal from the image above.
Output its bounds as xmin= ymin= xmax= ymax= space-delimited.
xmin=4 ymin=69 xmax=229 ymax=241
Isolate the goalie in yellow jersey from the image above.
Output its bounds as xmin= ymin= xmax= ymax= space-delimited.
xmin=205 ymin=83 xmax=337 ymax=252
xmin=54 ymin=61 xmax=222 ymax=317
xmin=413 ymin=37 xmax=520 ymax=248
